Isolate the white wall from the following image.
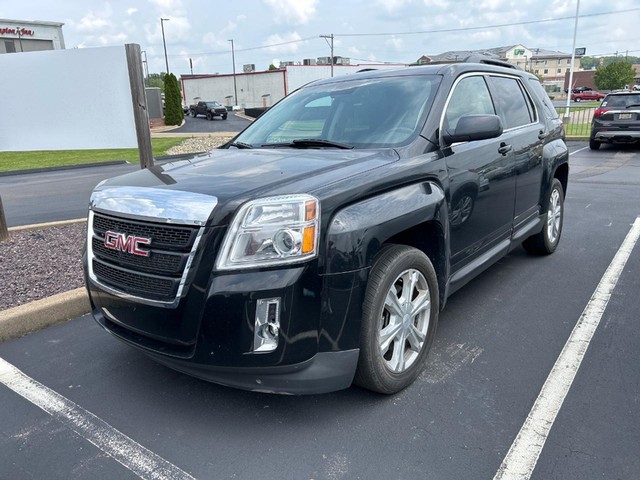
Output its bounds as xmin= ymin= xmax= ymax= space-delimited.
xmin=182 ymin=70 xmax=286 ymax=109
xmin=0 ymin=46 xmax=137 ymax=152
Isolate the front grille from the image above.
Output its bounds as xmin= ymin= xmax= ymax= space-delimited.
xmin=90 ymin=213 xmax=201 ymax=302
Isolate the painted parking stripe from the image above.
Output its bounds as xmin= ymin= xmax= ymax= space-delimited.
xmin=494 ymin=216 xmax=640 ymax=480
xmin=569 ymin=146 xmax=588 ymax=155
xmin=0 ymin=357 xmax=195 ymax=480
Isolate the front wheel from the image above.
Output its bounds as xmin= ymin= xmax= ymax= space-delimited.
xmin=522 ymin=178 xmax=564 ymax=255
xmin=575 ymin=97 xmax=581 ymax=102
xmin=354 ymin=245 xmax=439 ymax=394
xmin=206 ymin=112 xmax=213 ymax=120
xmin=191 ymin=110 xmax=196 ymax=117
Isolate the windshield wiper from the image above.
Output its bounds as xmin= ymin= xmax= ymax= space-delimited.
xmin=625 ymin=104 xmax=640 ymax=109
xmin=227 ymin=141 xmax=253 ymax=149
xmin=261 ymin=139 xmax=354 ymax=149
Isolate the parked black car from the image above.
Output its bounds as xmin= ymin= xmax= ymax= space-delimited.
xmin=190 ymin=100 xmax=228 ymax=120
xmin=589 ymin=91 xmax=640 ymax=149
xmin=84 ymin=59 xmax=569 ymax=395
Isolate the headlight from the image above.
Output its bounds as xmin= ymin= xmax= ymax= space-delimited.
xmin=216 ymin=194 xmax=319 ymax=270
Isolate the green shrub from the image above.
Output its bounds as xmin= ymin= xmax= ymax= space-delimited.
xmin=163 ymin=73 xmax=184 ymax=126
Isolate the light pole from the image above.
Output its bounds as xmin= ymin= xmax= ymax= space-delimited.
xmin=228 ymin=39 xmax=238 ymax=107
xmin=17 ymin=27 xmax=24 ymax=52
xmin=160 ymin=18 xmax=170 ymax=74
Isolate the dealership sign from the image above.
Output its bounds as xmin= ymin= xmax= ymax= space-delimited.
xmin=0 ymin=27 xmax=35 ymax=36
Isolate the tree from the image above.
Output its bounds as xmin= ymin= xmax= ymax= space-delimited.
xmin=163 ymin=73 xmax=184 ymax=126
xmin=147 ymin=72 xmax=165 ymax=92
xmin=268 ymin=64 xmax=278 ymax=70
xmin=593 ymin=61 xmax=636 ymax=91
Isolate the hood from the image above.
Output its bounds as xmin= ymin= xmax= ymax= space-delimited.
xmin=100 ymin=148 xmax=398 ymax=200
xmin=96 ymin=147 xmax=399 ymax=224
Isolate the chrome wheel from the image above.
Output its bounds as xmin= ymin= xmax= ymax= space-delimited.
xmin=546 ymin=187 xmax=562 ymax=245
xmin=379 ymin=268 xmax=431 ymax=373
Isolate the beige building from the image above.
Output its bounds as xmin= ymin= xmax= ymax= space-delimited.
xmin=0 ymin=18 xmax=65 ymax=54
xmin=420 ymin=44 xmax=579 ymax=92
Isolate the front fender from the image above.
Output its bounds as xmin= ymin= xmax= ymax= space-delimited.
xmin=324 ymin=181 xmax=447 ymax=275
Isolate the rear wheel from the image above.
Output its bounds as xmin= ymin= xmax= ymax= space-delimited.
xmin=206 ymin=112 xmax=213 ymax=120
xmin=354 ymin=245 xmax=439 ymax=394
xmin=523 ymin=178 xmax=564 ymax=255
xmin=589 ymin=138 xmax=601 ymax=150
xmin=575 ymin=97 xmax=581 ymax=102
xmin=222 ymin=114 xmax=228 ymax=120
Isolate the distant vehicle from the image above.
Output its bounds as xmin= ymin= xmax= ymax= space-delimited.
xmin=589 ymin=91 xmax=640 ymax=150
xmin=571 ymin=91 xmax=606 ymax=102
xmin=182 ymin=104 xmax=190 ymax=114
xmin=564 ymin=86 xmax=592 ymax=94
xmin=190 ymin=101 xmax=228 ymax=120
xmin=633 ymin=85 xmax=640 ymax=91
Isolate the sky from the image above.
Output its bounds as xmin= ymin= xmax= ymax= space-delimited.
xmin=2 ymin=0 xmax=639 ymax=75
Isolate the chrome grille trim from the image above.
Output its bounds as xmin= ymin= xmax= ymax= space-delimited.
xmin=87 ymin=186 xmax=217 ymax=307
xmin=90 ymin=186 xmax=218 ymax=226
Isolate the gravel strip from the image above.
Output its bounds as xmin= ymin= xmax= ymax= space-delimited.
xmin=166 ymin=135 xmax=234 ymax=155
xmin=0 ymin=223 xmax=86 ymax=311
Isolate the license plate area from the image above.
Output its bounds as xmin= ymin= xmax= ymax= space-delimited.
xmin=617 ymin=113 xmax=633 ymax=120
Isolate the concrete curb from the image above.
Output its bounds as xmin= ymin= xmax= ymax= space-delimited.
xmin=9 ymin=218 xmax=87 ymax=233
xmin=0 ymin=288 xmax=90 ymax=342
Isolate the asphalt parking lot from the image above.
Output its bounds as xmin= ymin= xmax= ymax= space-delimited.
xmin=1 ymin=142 xmax=639 ymax=479
xmin=171 ymin=111 xmax=251 ymax=134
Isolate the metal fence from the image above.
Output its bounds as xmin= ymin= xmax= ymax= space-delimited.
xmin=554 ymin=105 xmax=596 ymax=137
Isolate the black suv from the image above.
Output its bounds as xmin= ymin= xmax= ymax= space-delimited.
xmin=84 ymin=60 xmax=568 ymax=394
xmin=190 ymin=100 xmax=228 ymax=120
xmin=589 ymin=91 xmax=640 ymax=150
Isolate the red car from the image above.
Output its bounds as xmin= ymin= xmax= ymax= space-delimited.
xmin=571 ymin=91 xmax=606 ymax=102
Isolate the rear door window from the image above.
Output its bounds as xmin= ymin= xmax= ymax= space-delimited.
xmin=489 ymin=76 xmax=535 ymax=129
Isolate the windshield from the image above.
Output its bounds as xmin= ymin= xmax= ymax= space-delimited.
xmin=206 ymin=101 xmax=221 ymax=107
xmin=234 ymin=74 xmax=441 ymax=148
xmin=603 ymin=94 xmax=640 ymax=108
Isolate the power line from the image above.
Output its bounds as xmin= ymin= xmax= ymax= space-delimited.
xmin=333 ymin=7 xmax=640 ymax=37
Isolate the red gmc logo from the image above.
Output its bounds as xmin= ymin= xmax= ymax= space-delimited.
xmin=104 ymin=231 xmax=151 ymax=257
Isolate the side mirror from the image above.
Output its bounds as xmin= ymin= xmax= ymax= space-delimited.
xmin=442 ymin=114 xmax=503 ymax=145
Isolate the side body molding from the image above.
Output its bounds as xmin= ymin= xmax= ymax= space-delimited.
xmin=324 ymin=182 xmax=447 ymax=275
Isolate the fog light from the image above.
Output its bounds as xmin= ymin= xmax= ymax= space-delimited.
xmin=253 ymin=298 xmax=280 ymax=352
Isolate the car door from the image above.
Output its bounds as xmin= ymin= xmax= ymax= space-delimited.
xmin=441 ymin=74 xmax=517 ymax=272
xmin=487 ymin=74 xmax=543 ymax=228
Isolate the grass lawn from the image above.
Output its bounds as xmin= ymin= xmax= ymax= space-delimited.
xmin=0 ymin=138 xmax=186 ymax=172
xmin=564 ymin=123 xmax=591 ymax=137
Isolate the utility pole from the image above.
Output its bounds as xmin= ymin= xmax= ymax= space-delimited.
xmin=141 ymin=50 xmax=149 ymax=86
xmin=189 ymin=57 xmax=193 ymax=75
xmin=17 ymin=27 xmax=24 ymax=52
xmin=564 ymin=0 xmax=580 ymax=120
xmin=320 ymin=34 xmax=334 ymax=77
xmin=228 ymin=39 xmax=238 ymax=107
xmin=160 ymin=18 xmax=170 ymax=74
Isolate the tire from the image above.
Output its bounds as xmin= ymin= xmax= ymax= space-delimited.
xmin=222 ymin=114 xmax=228 ymax=120
xmin=354 ymin=245 xmax=439 ymax=394
xmin=575 ymin=97 xmax=581 ymax=102
xmin=191 ymin=110 xmax=196 ymax=117
xmin=206 ymin=112 xmax=213 ymax=121
xmin=589 ymin=138 xmax=600 ymax=150
xmin=522 ymin=178 xmax=564 ymax=255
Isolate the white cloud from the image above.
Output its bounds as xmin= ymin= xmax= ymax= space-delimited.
xmin=126 ymin=7 xmax=138 ymax=16
xmin=263 ymin=0 xmax=318 ymax=25
xmin=72 ymin=4 xmax=114 ymax=32
xmin=98 ymin=32 xmax=128 ymax=45
xmin=385 ymin=37 xmax=404 ymax=51
xmin=263 ymin=32 xmax=303 ymax=54
xmin=376 ymin=0 xmax=414 ymax=13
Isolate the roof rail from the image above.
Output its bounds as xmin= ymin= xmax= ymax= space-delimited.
xmin=463 ymin=55 xmax=519 ymax=70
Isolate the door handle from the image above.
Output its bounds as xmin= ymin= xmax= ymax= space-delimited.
xmin=498 ymin=143 xmax=512 ymax=155
xmin=538 ymin=130 xmax=547 ymax=140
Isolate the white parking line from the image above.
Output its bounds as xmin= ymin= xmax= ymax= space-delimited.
xmin=569 ymin=146 xmax=589 ymax=156
xmin=0 ymin=358 xmax=195 ymax=480
xmin=494 ymin=216 xmax=640 ymax=480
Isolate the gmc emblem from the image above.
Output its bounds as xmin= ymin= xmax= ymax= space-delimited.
xmin=104 ymin=231 xmax=151 ymax=257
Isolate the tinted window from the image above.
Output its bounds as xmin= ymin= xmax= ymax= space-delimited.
xmin=528 ymin=78 xmax=557 ymax=120
xmin=490 ymin=76 xmax=534 ymax=129
xmin=235 ymin=75 xmax=441 ymax=148
xmin=602 ymin=94 xmax=640 ymax=108
xmin=444 ymin=76 xmax=495 ymax=131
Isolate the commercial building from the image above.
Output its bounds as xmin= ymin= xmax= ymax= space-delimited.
xmin=419 ymin=44 xmax=579 ymax=92
xmin=0 ymin=18 xmax=65 ymax=54
xmin=181 ymin=62 xmax=406 ymax=109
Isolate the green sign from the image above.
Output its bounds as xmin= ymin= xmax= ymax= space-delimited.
xmin=514 ymin=49 xmax=525 ymax=55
